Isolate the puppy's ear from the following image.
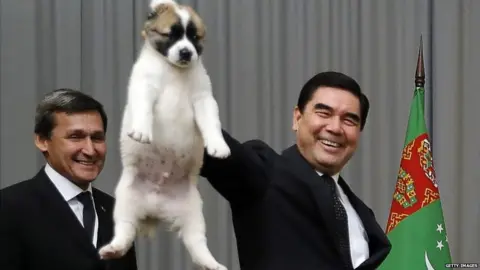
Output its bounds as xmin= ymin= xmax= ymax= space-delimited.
xmin=142 ymin=10 xmax=157 ymax=39
xmin=142 ymin=3 xmax=172 ymax=39
xmin=146 ymin=4 xmax=166 ymax=21
xmin=149 ymin=3 xmax=170 ymax=19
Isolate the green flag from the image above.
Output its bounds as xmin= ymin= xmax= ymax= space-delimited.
xmin=378 ymin=80 xmax=452 ymax=268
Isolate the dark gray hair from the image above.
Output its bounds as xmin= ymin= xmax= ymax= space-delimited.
xmin=34 ymin=88 xmax=108 ymax=139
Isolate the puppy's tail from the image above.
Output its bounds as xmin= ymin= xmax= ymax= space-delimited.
xmin=149 ymin=0 xmax=176 ymax=10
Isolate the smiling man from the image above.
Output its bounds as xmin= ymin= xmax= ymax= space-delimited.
xmin=201 ymin=71 xmax=392 ymax=270
xmin=0 ymin=89 xmax=137 ymax=270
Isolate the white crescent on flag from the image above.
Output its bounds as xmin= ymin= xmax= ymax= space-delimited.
xmin=425 ymin=251 xmax=435 ymax=270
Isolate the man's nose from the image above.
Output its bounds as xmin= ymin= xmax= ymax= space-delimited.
xmin=326 ymin=118 xmax=342 ymax=134
xmin=82 ymin=138 xmax=95 ymax=155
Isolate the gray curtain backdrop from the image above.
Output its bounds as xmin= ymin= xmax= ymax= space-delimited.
xmin=1 ymin=0 xmax=478 ymax=269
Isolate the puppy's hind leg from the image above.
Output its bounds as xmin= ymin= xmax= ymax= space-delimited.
xmin=179 ymin=182 xmax=227 ymax=270
xmin=99 ymin=168 xmax=141 ymax=260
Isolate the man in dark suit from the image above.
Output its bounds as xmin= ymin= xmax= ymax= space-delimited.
xmin=0 ymin=89 xmax=137 ymax=270
xmin=200 ymin=71 xmax=392 ymax=270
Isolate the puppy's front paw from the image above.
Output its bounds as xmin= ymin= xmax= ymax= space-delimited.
xmin=128 ymin=125 xmax=152 ymax=144
xmin=98 ymin=243 xmax=129 ymax=260
xmin=205 ymin=137 xmax=231 ymax=159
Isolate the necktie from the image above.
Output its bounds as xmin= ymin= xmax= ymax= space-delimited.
xmin=322 ymin=174 xmax=352 ymax=268
xmin=77 ymin=191 xmax=95 ymax=243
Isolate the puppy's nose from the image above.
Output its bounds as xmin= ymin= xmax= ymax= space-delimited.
xmin=179 ymin=48 xmax=192 ymax=61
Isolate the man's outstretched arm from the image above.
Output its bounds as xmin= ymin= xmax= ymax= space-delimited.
xmin=200 ymin=129 xmax=273 ymax=204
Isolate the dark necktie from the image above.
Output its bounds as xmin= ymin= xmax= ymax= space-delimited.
xmin=77 ymin=191 xmax=95 ymax=243
xmin=321 ymin=174 xmax=352 ymax=268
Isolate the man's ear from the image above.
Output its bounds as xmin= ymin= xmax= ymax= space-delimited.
xmin=34 ymin=134 xmax=49 ymax=153
xmin=292 ymin=106 xmax=302 ymax=132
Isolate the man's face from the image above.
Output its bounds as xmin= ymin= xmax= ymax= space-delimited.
xmin=35 ymin=111 xmax=106 ymax=189
xmin=293 ymin=87 xmax=362 ymax=175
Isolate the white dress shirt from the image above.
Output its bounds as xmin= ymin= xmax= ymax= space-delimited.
xmin=45 ymin=163 xmax=99 ymax=247
xmin=317 ymin=171 xmax=370 ymax=268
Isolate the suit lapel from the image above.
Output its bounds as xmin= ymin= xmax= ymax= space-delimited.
xmin=280 ymin=145 xmax=348 ymax=264
xmin=33 ymin=169 xmax=99 ymax=257
xmin=337 ymin=178 xmax=391 ymax=269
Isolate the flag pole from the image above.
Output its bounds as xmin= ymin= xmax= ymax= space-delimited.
xmin=378 ymin=36 xmax=452 ymax=269
xmin=415 ymin=36 xmax=425 ymax=87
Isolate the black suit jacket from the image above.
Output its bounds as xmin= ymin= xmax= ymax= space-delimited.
xmin=200 ymin=131 xmax=391 ymax=270
xmin=0 ymin=168 xmax=138 ymax=270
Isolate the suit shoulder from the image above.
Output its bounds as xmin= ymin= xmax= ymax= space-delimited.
xmin=243 ymin=139 xmax=269 ymax=147
xmin=242 ymin=139 xmax=279 ymax=160
xmin=0 ymin=178 xmax=36 ymax=200
xmin=242 ymin=139 xmax=276 ymax=153
xmin=0 ymin=179 xmax=38 ymax=213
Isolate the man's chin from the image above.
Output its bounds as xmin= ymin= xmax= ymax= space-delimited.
xmin=72 ymin=172 xmax=99 ymax=185
xmin=314 ymin=157 xmax=342 ymax=175
xmin=315 ymin=149 xmax=341 ymax=162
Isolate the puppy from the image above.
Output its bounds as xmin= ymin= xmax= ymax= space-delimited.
xmin=98 ymin=0 xmax=230 ymax=269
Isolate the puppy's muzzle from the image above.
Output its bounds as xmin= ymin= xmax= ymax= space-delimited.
xmin=179 ymin=48 xmax=192 ymax=62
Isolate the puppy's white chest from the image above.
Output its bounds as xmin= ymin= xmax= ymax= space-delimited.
xmin=155 ymin=82 xmax=193 ymax=119
xmin=150 ymin=77 xmax=201 ymax=148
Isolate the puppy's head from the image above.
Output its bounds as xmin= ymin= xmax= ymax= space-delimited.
xmin=142 ymin=2 xmax=206 ymax=68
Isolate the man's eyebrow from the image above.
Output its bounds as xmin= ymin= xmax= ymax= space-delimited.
xmin=313 ymin=103 xmax=332 ymax=111
xmin=313 ymin=103 xmax=361 ymax=122
xmin=66 ymin=129 xmax=105 ymax=135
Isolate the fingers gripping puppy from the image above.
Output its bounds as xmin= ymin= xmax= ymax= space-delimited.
xmin=98 ymin=1 xmax=230 ymax=269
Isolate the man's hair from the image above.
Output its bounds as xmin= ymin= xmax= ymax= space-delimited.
xmin=296 ymin=71 xmax=370 ymax=130
xmin=34 ymin=88 xmax=108 ymax=139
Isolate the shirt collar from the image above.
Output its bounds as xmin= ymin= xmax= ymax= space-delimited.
xmin=316 ymin=171 xmax=340 ymax=183
xmin=44 ymin=163 xmax=92 ymax=202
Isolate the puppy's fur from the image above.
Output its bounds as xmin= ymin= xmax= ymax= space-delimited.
xmin=98 ymin=1 xmax=230 ymax=269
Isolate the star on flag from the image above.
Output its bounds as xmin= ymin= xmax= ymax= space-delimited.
xmin=435 ymin=223 xmax=447 ymax=251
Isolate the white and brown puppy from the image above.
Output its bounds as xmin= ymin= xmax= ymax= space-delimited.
xmin=98 ymin=0 xmax=230 ymax=269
